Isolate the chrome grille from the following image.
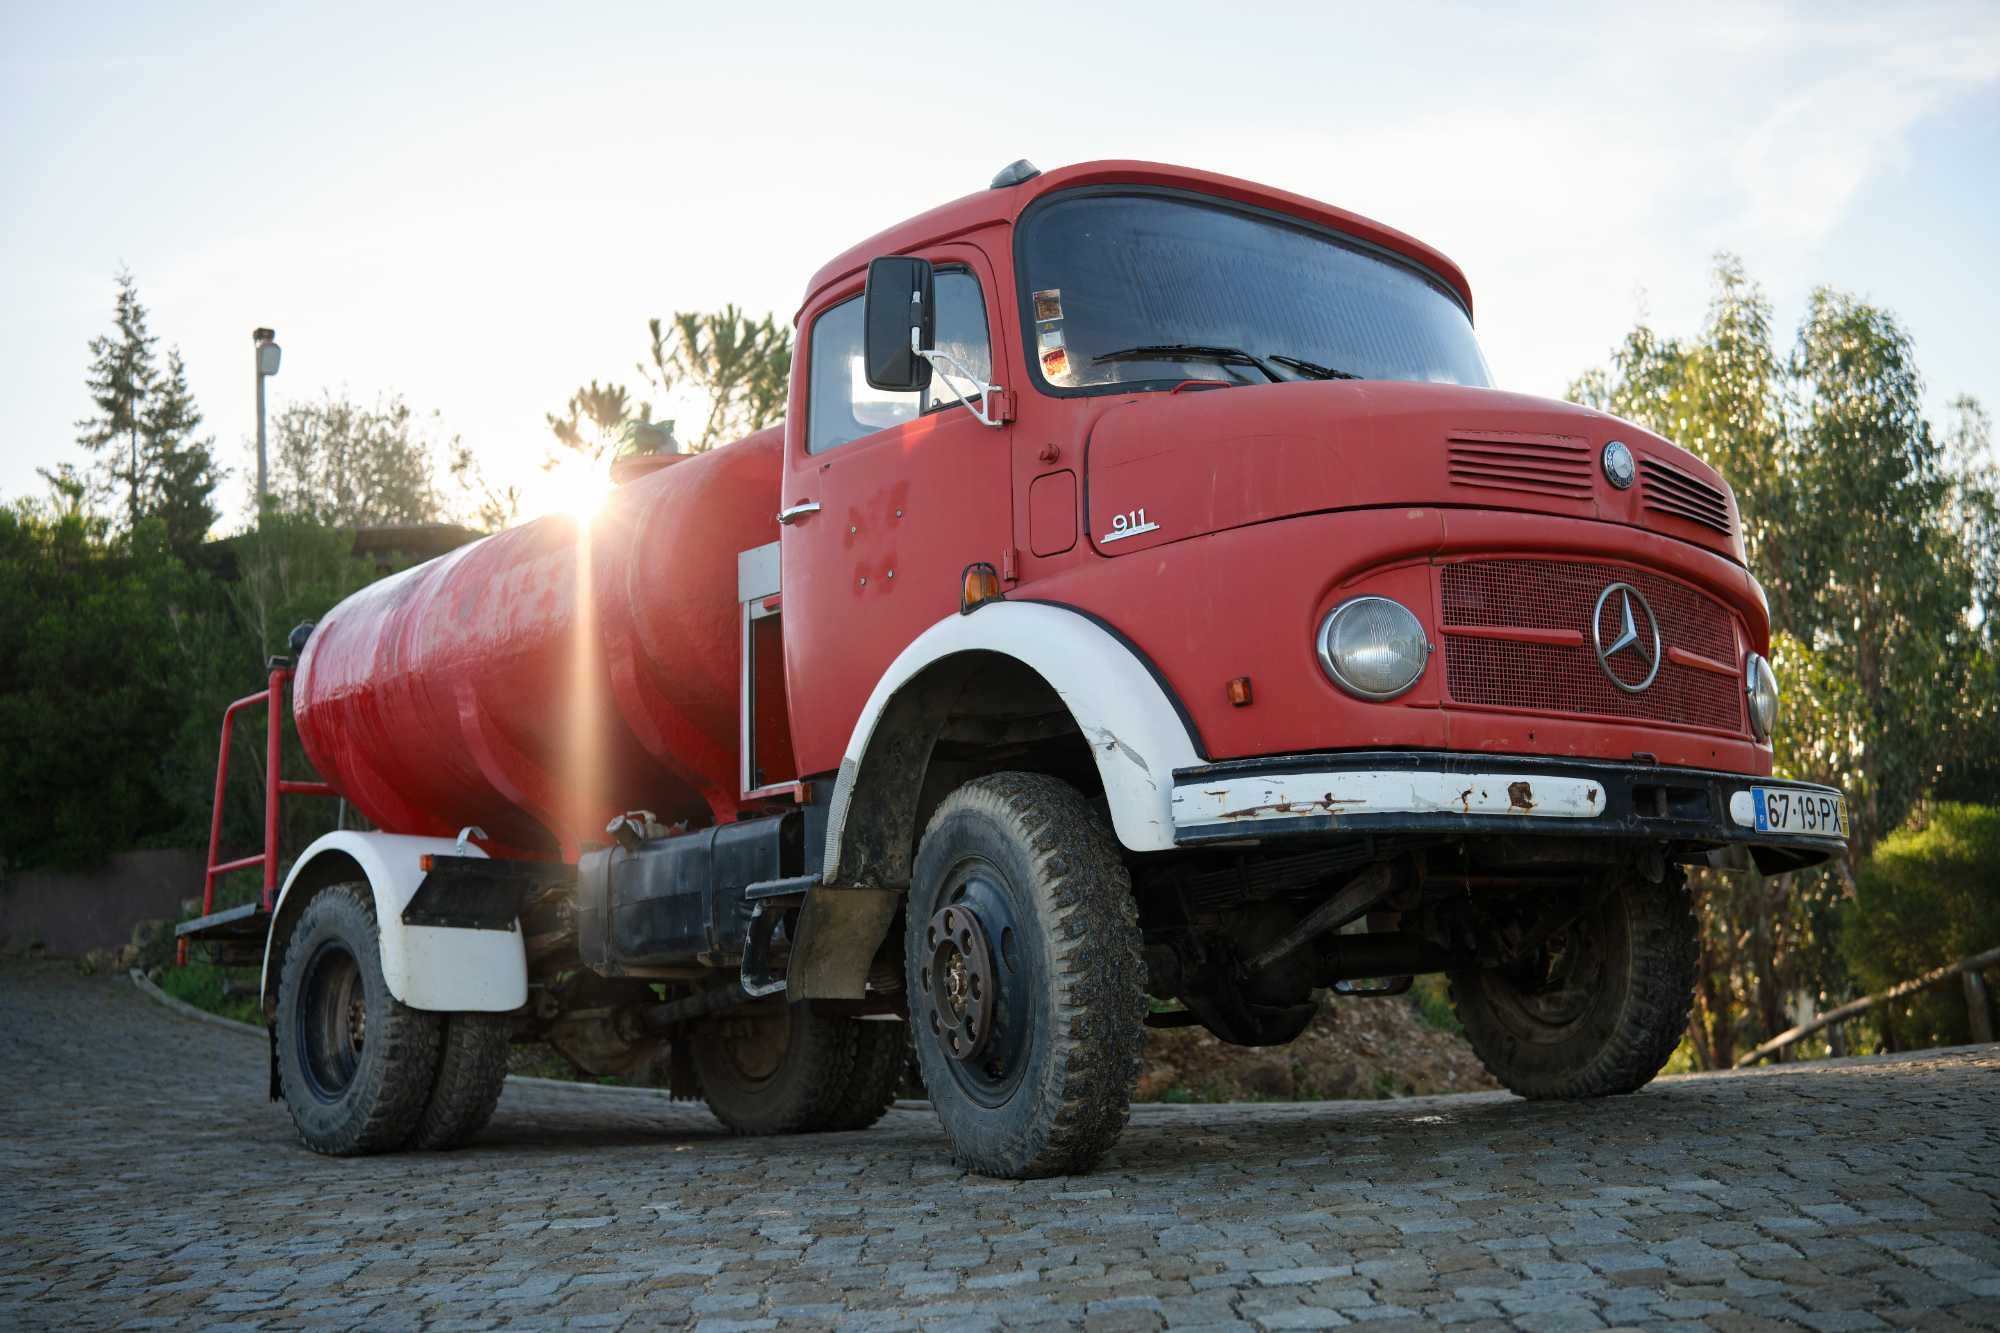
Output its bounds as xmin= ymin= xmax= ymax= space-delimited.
xmin=1641 ymin=458 xmax=1733 ymax=535
xmin=1439 ymin=558 xmax=1744 ymax=733
xmin=1446 ymin=433 xmax=1593 ymax=500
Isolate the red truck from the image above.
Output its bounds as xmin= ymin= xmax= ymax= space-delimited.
xmin=180 ymin=159 xmax=1847 ymax=1178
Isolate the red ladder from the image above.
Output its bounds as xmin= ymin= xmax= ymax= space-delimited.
xmin=176 ymin=663 xmax=338 ymax=965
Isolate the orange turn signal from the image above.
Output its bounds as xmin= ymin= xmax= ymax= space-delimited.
xmin=1226 ymin=676 xmax=1254 ymax=707
xmin=961 ymin=562 xmax=1004 ymax=614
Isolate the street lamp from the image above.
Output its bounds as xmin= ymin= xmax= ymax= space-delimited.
xmin=254 ymin=327 xmax=282 ymax=511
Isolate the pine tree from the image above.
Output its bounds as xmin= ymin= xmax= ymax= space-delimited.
xmin=75 ymin=270 xmax=159 ymax=526
xmin=141 ymin=348 xmax=221 ymax=557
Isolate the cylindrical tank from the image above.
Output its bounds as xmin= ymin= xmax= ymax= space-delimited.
xmin=294 ymin=427 xmax=784 ymax=857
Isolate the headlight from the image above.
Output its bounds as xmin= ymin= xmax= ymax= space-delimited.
xmin=1317 ymin=596 xmax=1431 ymax=700
xmin=1745 ymin=651 xmax=1779 ymax=740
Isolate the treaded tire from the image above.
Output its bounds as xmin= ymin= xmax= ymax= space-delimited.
xmin=691 ymin=1002 xmax=859 ymax=1135
xmin=819 ymin=1021 xmax=907 ymax=1132
xmin=406 ymin=1013 xmax=511 ymax=1150
xmin=906 ymin=772 xmax=1147 ymax=1179
xmin=1450 ymin=866 xmax=1697 ymax=1099
xmin=276 ymin=883 xmax=442 ymax=1155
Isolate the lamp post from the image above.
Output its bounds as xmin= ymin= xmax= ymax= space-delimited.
xmin=253 ymin=327 xmax=282 ymax=511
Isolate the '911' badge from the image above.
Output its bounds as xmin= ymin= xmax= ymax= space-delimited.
xmin=1100 ymin=507 xmax=1160 ymax=544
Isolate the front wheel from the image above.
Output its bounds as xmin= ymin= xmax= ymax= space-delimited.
xmin=1450 ymin=866 xmax=1698 ymax=1099
xmin=906 ymin=772 xmax=1147 ymax=1179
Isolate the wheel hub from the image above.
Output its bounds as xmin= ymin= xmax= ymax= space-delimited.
xmin=922 ymin=904 xmax=995 ymax=1062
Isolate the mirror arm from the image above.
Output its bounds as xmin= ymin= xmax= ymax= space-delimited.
xmin=910 ymin=328 xmax=1007 ymax=429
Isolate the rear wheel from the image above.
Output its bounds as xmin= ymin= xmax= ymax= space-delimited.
xmin=1450 ymin=866 xmax=1697 ymax=1099
xmin=906 ymin=772 xmax=1147 ymax=1179
xmin=690 ymin=1002 xmax=858 ymax=1135
xmin=276 ymin=884 xmax=441 ymax=1155
xmin=407 ymin=1013 xmax=511 ymax=1150
xmin=819 ymin=1021 xmax=906 ymax=1132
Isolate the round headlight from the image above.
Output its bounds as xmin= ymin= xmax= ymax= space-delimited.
xmin=1745 ymin=651 xmax=1779 ymax=740
xmin=1317 ymin=596 xmax=1431 ymax=700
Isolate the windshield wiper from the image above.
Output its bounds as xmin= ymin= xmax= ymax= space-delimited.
xmin=1091 ymin=344 xmax=1283 ymax=384
xmin=1269 ymin=354 xmax=1363 ymax=381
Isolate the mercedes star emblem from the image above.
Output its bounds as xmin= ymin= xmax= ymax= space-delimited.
xmin=1591 ymin=582 xmax=1662 ymax=692
xmin=1602 ymin=439 xmax=1636 ymax=489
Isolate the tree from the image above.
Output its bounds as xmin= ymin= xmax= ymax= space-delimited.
xmin=265 ymin=393 xmax=460 ymax=528
xmin=0 ymin=503 xmax=209 ymax=869
xmin=140 ymin=348 xmax=222 ymax=559
xmin=74 ymin=269 xmax=160 ymax=528
xmin=69 ymin=271 xmax=221 ymax=553
xmin=544 ymin=380 xmax=653 ymax=465
xmin=1572 ymin=258 xmax=1995 ymax=858
xmin=641 ymin=306 xmax=791 ymax=450
xmin=1573 ymin=257 xmax=1999 ymax=1065
xmin=543 ymin=306 xmax=793 ymax=481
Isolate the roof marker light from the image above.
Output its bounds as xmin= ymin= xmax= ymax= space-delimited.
xmin=990 ymin=159 xmax=1041 ymax=189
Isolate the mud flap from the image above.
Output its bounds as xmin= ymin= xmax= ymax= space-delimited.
xmin=784 ymin=887 xmax=902 ymax=1001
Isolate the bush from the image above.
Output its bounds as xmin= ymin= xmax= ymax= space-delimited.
xmin=1841 ymin=802 xmax=2000 ymax=1048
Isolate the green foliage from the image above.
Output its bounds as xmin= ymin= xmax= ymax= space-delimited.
xmin=1840 ymin=803 xmax=2000 ymax=1049
xmin=0 ymin=505 xmax=211 ymax=868
xmin=643 ymin=306 xmax=792 ymax=450
xmin=142 ymin=349 xmax=222 ymax=560
xmin=0 ymin=495 xmax=409 ymax=873
xmin=1406 ymin=974 xmax=1461 ymax=1034
xmin=544 ymin=306 xmax=794 ymax=476
xmin=544 ymin=379 xmax=663 ymax=464
xmin=69 ymin=270 xmax=220 ymax=554
xmin=1575 ymin=260 xmax=1994 ymax=857
xmin=158 ymin=961 xmax=263 ymax=1026
xmin=265 ymin=392 xmax=462 ymax=528
xmin=1574 ymin=256 xmax=1998 ymax=1065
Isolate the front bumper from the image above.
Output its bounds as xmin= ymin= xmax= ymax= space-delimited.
xmin=1169 ymin=751 xmax=1846 ymax=874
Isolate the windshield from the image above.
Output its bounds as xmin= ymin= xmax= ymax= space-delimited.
xmin=1017 ymin=192 xmax=1492 ymax=392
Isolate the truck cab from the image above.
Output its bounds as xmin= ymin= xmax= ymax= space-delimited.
xmin=761 ymin=159 xmax=1842 ymax=1172
xmin=193 ymin=158 xmax=1845 ymax=1180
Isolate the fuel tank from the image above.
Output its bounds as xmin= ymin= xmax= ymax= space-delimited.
xmin=293 ymin=428 xmax=784 ymax=856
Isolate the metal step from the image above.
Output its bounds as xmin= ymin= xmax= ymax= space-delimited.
xmin=175 ymin=902 xmax=271 ymax=966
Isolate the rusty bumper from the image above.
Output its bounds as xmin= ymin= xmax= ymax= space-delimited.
xmin=1168 ymin=751 xmax=1846 ymax=875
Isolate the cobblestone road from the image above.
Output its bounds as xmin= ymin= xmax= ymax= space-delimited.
xmin=2 ymin=962 xmax=1996 ymax=1331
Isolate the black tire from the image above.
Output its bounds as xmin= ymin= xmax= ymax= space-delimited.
xmin=906 ymin=772 xmax=1147 ymax=1179
xmin=406 ymin=1013 xmax=511 ymax=1151
xmin=690 ymin=1002 xmax=859 ymax=1135
xmin=819 ymin=1021 xmax=907 ymax=1132
xmin=1450 ymin=866 xmax=1698 ymax=1099
xmin=276 ymin=884 xmax=442 ymax=1155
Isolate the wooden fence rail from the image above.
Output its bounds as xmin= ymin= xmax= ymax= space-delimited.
xmin=1733 ymin=944 xmax=2000 ymax=1068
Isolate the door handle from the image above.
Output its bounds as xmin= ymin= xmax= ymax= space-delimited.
xmin=777 ymin=501 xmax=821 ymax=525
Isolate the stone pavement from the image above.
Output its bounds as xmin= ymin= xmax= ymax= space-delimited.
xmin=1 ymin=961 xmax=1995 ymax=1331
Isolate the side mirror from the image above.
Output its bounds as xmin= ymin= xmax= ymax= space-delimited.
xmin=863 ymin=256 xmax=935 ymax=392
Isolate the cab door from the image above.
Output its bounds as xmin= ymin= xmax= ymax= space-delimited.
xmin=779 ymin=243 xmax=1014 ymax=777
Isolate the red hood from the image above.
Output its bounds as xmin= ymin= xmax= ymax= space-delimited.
xmin=1081 ymin=381 xmax=1745 ymax=566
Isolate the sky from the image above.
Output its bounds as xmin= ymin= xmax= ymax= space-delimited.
xmin=3 ymin=1 xmax=1998 ymax=527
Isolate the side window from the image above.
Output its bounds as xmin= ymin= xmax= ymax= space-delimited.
xmin=806 ymin=269 xmax=991 ymax=454
xmin=922 ymin=272 xmax=991 ymax=414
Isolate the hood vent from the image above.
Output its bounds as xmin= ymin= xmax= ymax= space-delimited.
xmin=1446 ymin=433 xmax=1593 ymax=500
xmin=1641 ymin=458 xmax=1733 ymax=535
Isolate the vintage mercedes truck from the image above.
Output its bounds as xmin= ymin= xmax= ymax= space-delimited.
xmin=180 ymin=158 xmax=1847 ymax=1178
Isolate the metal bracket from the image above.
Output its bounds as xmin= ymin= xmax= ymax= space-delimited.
xmin=913 ymin=328 xmax=1007 ymax=429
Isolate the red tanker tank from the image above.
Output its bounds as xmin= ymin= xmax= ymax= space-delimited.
xmin=293 ymin=428 xmax=783 ymax=857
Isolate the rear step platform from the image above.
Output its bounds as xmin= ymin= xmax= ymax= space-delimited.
xmin=175 ymin=903 xmax=272 ymax=966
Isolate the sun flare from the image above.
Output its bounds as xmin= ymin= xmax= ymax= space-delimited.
xmin=535 ymin=451 xmax=616 ymax=524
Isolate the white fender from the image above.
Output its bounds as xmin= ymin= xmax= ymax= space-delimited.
xmin=261 ymin=831 xmax=527 ymax=1012
xmin=826 ymin=601 xmax=1202 ymax=874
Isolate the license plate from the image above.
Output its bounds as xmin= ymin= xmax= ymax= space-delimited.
xmin=1751 ymin=787 xmax=1848 ymax=839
